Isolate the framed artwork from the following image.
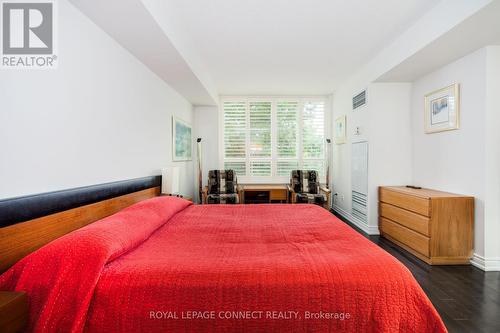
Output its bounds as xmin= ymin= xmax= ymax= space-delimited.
xmin=424 ymin=83 xmax=460 ymax=134
xmin=172 ymin=116 xmax=192 ymax=161
xmin=334 ymin=115 xmax=346 ymax=144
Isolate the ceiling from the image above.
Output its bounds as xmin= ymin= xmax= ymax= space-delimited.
xmin=377 ymin=0 xmax=500 ymax=82
xmin=158 ymin=0 xmax=439 ymax=95
xmin=70 ymin=0 xmax=219 ymax=105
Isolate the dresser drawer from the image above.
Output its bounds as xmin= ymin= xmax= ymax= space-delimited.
xmin=380 ymin=202 xmax=430 ymax=236
xmin=380 ymin=218 xmax=430 ymax=257
xmin=379 ymin=188 xmax=430 ymax=216
xmin=270 ymin=189 xmax=287 ymax=201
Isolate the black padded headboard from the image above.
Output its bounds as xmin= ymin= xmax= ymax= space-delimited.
xmin=0 ymin=175 xmax=161 ymax=228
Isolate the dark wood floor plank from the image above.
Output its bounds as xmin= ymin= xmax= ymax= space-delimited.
xmin=333 ymin=212 xmax=500 ymax=333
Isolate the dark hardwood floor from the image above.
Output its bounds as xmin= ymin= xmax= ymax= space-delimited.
xmin=333 ymin=213 xmax=500 ymax=333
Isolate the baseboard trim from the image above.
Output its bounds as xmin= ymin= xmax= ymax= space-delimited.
xmin=332 ymin=204 xmax=380 ymax=235
xmin=367 ymin=225 xmax=380 ymax=235
xmin=470 ymin=253 xmax=500 ymax=271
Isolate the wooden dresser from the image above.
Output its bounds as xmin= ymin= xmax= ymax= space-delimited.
xmin=379 ymin=186 xmax=474 ymax=265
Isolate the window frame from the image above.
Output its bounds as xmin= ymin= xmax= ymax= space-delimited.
xmin=219 ymin=96 xmax=330 ymax=184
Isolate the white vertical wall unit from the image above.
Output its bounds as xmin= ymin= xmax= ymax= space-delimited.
xmin=332 ymin=83 xmax=413 ymax=234
xmin=483 ymin=46 xmax=500 ymax=270
xmin=351 ymin=141 xmax=368 ymax=222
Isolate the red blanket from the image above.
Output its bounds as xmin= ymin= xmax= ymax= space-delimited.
xmin=1 ymin=197 xmax=446 ymax=333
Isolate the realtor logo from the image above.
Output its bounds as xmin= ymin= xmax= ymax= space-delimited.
xmin=1 ymin=0 xmax=57 ymax=68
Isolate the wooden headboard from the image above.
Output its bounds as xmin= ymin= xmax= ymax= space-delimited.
xmin=0 ymin=176 xmax=161 ymax=273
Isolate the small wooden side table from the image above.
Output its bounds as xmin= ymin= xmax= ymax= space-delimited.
xmin=240 ymin=184 xmax=289 ymax=204
xmin=0 ymin=291 xmax=28 ymax=333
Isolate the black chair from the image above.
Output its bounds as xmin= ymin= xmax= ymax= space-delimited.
xmin=203 ymin=170 xmax=241 ymax=204
xmin=287 ymin=170 xmax=330 ymax=208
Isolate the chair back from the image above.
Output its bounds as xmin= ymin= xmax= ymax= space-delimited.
xmin=208 ymin=170 xmax=237 ymax=195
xmin=290 ymin=170 xmax=320 ymax=194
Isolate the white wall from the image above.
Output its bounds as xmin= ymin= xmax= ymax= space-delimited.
xmin=193 ymin=106 xmax=220 ymax=202
xmin=367 ymin=84 xmax=413 ymax=229
xmin=410 ymin=45 xmax=500 ymax=270
xmin=332 ymin=83 xmax=413 ymax=234
xmin=411 ymin=48 xmax=487 ymax=258
xmin=0 ymin=0 xmax=194 ymax=199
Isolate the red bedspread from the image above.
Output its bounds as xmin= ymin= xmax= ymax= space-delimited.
xmin=0 ymin=197 xmax=446 ymax=333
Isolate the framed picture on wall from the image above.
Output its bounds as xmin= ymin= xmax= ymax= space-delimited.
xmin=334 ymin=115 xmax=347 ymax=144
xmin=424 ymin=83 xmax=460 ymax=134
xmin=172 ymin=116 xmax=192 ymax=161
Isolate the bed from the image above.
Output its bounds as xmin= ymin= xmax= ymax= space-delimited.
xmin=0 ymin=195 xmax=446 ymax=332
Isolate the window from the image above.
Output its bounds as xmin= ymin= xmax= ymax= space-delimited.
xmin=249 ymin=102 xmax=272 ymax=158
xmin=223 ymin=102 xmax=246 ymax=158
xmin=222 ymin=97 xmax=327 ymax=182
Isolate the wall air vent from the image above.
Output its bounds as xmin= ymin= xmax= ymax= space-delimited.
xmin=352 ymin=90 xmax=366 ymax=110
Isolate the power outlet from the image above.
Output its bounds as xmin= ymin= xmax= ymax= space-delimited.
xmin=333 ymin=193 xmax=345 ymax=204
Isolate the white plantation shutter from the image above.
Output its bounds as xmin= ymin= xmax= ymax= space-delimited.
xmin=302 ymin=101 xmax=325 ymax=158
xmin=224 ymin=161 xmax=246 ymax=176
xmin=221 ymin=97 xmax=326 ymax=181
xmin=223 ymin=101 xmax=246 ymax=158
xmin=249 ymin=102 xmax=272 ymax=158
xmin=250 ymin=161 xmax=272 ymax=176
xmin=302 ymin=101 xmax=325 ymax=179
xmin=303 ymin=160 xmax=325 ymax=179
xmin=276 ymin=160 xmax=299 ymax=177
xmin=277 ymin=102 xmax=298 ymax=158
